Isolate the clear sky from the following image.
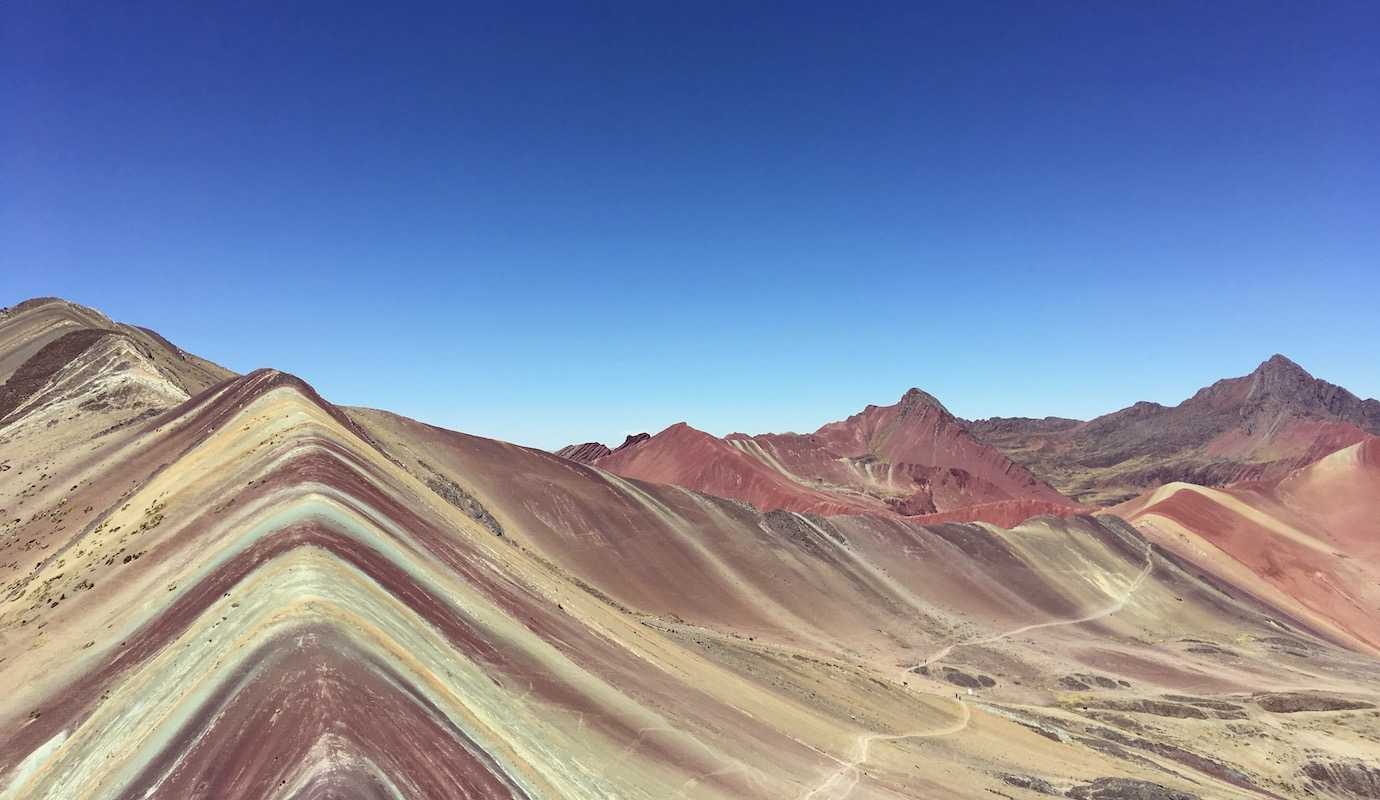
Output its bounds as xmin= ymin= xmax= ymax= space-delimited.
xmin=4 ymin=2 xmax=1378 ymax=449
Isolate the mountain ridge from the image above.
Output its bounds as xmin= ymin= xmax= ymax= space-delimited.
xmin=569 ymin=388 xmax=1078 ymax=525
xmin=968 ymin=354 xmax=1380 ymax=505
xmin=3 ymin=295 xmax=1379 ymax=799
xmin=554 ymin=354 xmax=1380 ymax=520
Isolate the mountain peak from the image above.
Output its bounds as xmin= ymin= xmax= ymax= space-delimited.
xmin=1187 ymin=354 xmax=1319 ymax=409
xmin=1243 ymin=354 xmax=1333 ymax=405
xmin=897 ymin=387 xmax=950 ymax=416
xmin=1254 ymin=353 xmax=1311 ymax=379
xmin=646 ymin=421 xmax=720 ymax=444
xmin=1232 ymin=355 xmax=1380 ymax=431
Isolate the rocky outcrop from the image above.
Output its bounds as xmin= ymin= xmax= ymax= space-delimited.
xmin=556 ymin=432 xmax=650 ymax=463
xmin=1301 ymin=760 xmax=1380 ymax=798
xmin=1254 ymin=692 xmax=1375 ymax=713
xmin=555 ymin=441 xmax=613 ymax=462
xmin=1068 ymin=778 xmax=1198 ymax=800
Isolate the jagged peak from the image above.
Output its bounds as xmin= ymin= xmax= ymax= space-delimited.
xmin=896 ymin=387 xmax=951 ymax=416
xmin=1252 ymin=353 xmax=1312 ymax=380
xmin=1238 ymin=354 xmax=1352 ymax=401
xmin=614 ymin=432 xmax=650 ymax=451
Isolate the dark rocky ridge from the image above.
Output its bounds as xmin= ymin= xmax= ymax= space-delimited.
xmin=1302 ymin=760 xmax=1380 ymax=799
xmin=553 ymin=442 xmax=612 ymax=463
xmin=1068 ymin=778 xmax=1199 ymax=800
xmin=1253 ymin=692 xmax=1375 ymax=713
xmin=555 ymin=432 xmax=649 ymax=463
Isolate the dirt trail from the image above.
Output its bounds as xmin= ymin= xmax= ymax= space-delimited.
xmin=798 ymin=541 xmax=1155 ymax=800
xmin=916 ymin=540 xmax=1156 ymax=670
xmin=800 ymin=701 xmax=971 ymax=800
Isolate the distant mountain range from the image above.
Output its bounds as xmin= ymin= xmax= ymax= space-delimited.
xmin=558 ymin=388 xmax=1078 ymax=527
xmin=558 ymin=354 xmax=1380 ymax=521
xmin=969 ymin=354 xmax=1380 ymax=505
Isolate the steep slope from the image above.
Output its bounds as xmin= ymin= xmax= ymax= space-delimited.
xmin=972 ymin=355 xmax=1380 ymax=505
xmin=574 ymin=389 xmax=1078 ymax=525
xmin=3 ymin=299 xmax=1378 ymax=800
xmin=1119 ymin=436 xmax=1380 ymax=655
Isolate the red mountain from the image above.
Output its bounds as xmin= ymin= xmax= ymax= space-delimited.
xmin=1119 ymin=435 xmax=1380 ymax=654
xmin=572 ymin=388 xmax=1079 ymax=524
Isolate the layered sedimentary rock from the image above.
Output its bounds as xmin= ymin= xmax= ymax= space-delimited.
xmin=2 ymin=298 xmax=1377 ymax=800
xmin=0 ymin=297 xmax=231 ymax=398
xmin=564 ymin=388 xmax=1080 ymax=526
xmin=553 ymin=434 xmax=648 ymax=464
xmin=551 ymin=441 xmax=611 ymax=463
xmin=971 ymin=355 xmax=1380 ymax=505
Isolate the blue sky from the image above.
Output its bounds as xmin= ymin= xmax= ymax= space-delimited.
xmin=4 ymin=2 xmax=1378 ymax=449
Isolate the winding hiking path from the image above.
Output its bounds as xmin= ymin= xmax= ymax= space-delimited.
xmin=915 ymin=540 xmax=1157 ymax=670
xmin=800 ymin=701 xmax=970 ymax=800
xmin=799 ymin=540 xmax=1156 ymax=800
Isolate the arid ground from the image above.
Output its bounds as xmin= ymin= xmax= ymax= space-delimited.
xmin=2 ymin=298 xmax=1377 ymax=799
